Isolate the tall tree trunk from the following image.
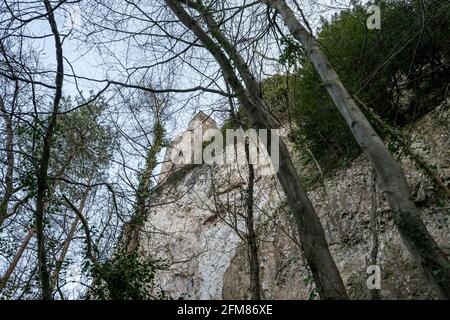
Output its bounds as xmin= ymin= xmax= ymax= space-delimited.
xmin=0 ymin=228 xmax=34 ymax=293
xmin=265 ymin=0 xmax=450 ymax=299
xmin=51 ymin=190 xmax=89 ymax=286
xmin=0 ymin=149 xmax=77 ymax=295
xmin=0 ymin=95 xmax=15 ymax=229
xmin=369 ymin=169 xmax=381 ymax=300
xmin=165 ymin=0 xmax=348 ymax=299
xmin=0 ymin=42 xmax=21 ymax=230
xmin=244 ymin=141 xmax=261 ymax=300
xmin=35 ymin=0 xmax=64 ymax=300
xmin=124 ymin=118 xmax=165 ymax=253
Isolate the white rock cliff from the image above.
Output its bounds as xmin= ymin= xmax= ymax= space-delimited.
xmin=140 ymin=104 xmax=450 ymax=299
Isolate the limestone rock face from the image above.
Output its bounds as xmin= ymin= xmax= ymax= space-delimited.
xmin=159 ymin=111 xmax=217 ymax=183
xmin=140 ymin=103 xmax=450 ymax=299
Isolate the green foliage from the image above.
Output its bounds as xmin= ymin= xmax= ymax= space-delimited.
xmin=220 ymin=106 xmax=252 ymax=131
xmin=88 ymin=251 xmax=166 ymax=300
xmin=135 ymin=119 xmax=166 ymax=210
xmin=260 ymin=74 xmax=295 ymax=123
xmin=303 ymin=275 xmax=318 ymax=300
xmin=278 ymin=36 xmax=303 ymax=67
xmin=274 ymin=0 xmax=449 ymax=171
xmin=15 ymin=94 xmax=116 ymax=198
xmin=316 ymin=0 xmax=449 ymax=124
xmin=56 ymin=95 xmax=117 ymax=181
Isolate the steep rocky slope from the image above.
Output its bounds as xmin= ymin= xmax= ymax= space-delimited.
xmin=140 ymin=103 xmax=450 ymax=299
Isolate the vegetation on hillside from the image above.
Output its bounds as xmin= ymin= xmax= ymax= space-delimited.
xmin=262 ymin=0 xmax=449 ymax=171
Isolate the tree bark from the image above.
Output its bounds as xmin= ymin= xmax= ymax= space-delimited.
xmin=0 ymin=228 xmax=34 ymax=293
xmin=0 ymin=95 xmax=15 ymax=229
xmin=123 ymin=117 xmax=165 ymax=253
xmin=265 ymin=0 xmax=450 ymax=299
xmin=165 ymin=0 xmax=348 ymax=299
xmin=35 ymin=0 xmax=65 ymax=300
xmin=51 ymin=190 xmax=89 ymax=285
xmin=244 ymin=141 xmax=262 ymax=300
xmin=369 ymin=169 xmax=380 ymax=300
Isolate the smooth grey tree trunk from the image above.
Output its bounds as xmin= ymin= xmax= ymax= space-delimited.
xmin=165 ymin=0 xmax=348 ymax=299
xmin=264 ymin=0 xmax=450 ymax=299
